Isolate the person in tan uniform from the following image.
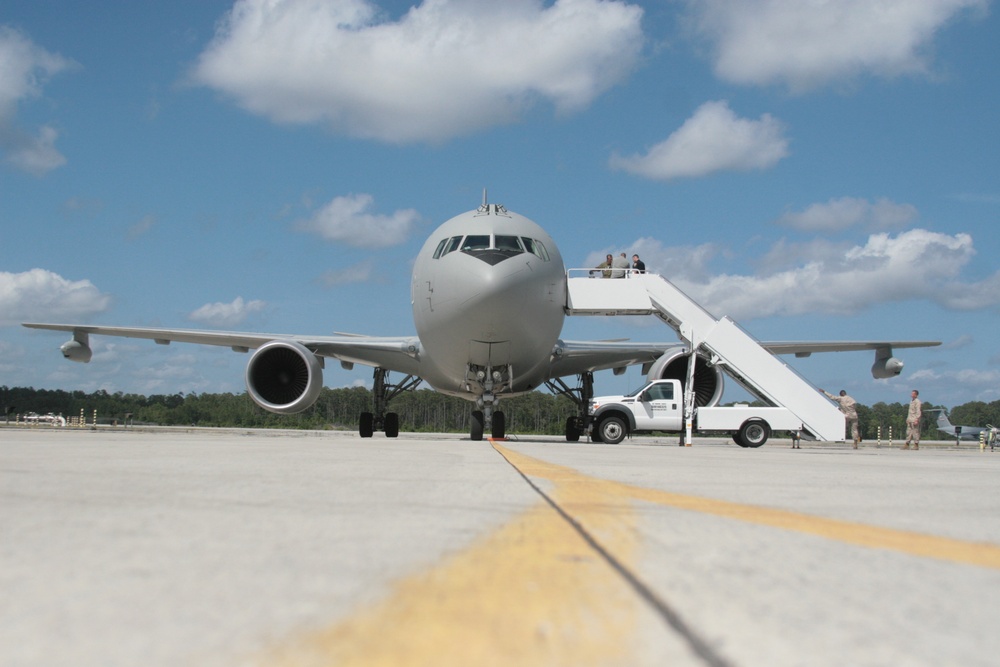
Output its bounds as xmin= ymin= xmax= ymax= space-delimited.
xmin=904 ymin=389 xmax=922 ymax=450
xmin=822 ymin=389 xmax=860 ymax=448
xmin=592 ymin=253 xmax=613 ymax=278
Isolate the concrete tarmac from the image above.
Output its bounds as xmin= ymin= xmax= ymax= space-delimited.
xmin=2 ymin=426 xmax=998 ymax=666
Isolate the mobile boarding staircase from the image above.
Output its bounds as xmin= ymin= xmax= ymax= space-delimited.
xmin=564 ymin=272 xmax=845 ymax=442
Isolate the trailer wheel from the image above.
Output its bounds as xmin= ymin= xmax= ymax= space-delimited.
xmin=598 ymin=416 xmax=627 ymax=445
xmin=738 ymin=419 xmax=770 ymax=448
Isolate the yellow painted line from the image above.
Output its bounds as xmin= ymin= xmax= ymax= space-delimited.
xmin=495 ymin=443 xmax=1000 ymax=571
xmin=261 ymin=441 xmax=1000 ymax=665
xmin=261 ymin=443 xmax=644 ymax=667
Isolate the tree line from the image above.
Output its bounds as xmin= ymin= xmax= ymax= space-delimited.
xmin=0 ymin=385 xmax=578 ymax=435
xmin=3 ymin=384 xmax=999 ymax=439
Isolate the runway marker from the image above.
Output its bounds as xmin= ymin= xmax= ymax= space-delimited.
xmin=495 ymin=444 xmax=1000 ymax=571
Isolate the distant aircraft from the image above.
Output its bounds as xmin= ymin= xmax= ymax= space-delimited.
xmin=927 ymin=408 xmax=993 ymax=441
xmin=24 ymin=195 xmax=940 ymax=442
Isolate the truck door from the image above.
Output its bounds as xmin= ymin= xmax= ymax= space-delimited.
xmin=636 ymin=382 xmax=683 ymax=431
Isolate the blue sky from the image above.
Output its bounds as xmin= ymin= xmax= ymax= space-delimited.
xmin=2 ymin=0 xmax=998 ymax=409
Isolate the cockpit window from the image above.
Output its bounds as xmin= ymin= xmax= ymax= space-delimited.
xmin=522 ymin=237 xmax=550 ymax=261
xmin=432 ymin=238 xmax=449 ymax=259
xmin=494 ymin=235 xmax=523 ymax=252
xmin=462 ymin=235 xmax=490 ymax=251
xmin=434 ymin=233 xmax=549 ymax=261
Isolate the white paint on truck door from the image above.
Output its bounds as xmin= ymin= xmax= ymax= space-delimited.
xmin=635 ymin=381 xmax=683 ymax=431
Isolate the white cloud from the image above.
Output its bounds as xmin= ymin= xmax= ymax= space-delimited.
xmin=318 ymin=261 xmax=375 ymax=287
xmin=0 ymin=25 xmax=74 ymax=174
xmin=609 ymin=100 xmax=789 ymax=180
xmin=3 ymin=124 xmax=66 ymax=175
xmin=908 ymin=367 xmax=1000 ymax=402
xmin=0 ymin=269 xmax=111 ymax=326
xmin=191 ymin=0 xmax=644 ymax=143
xmin=686 ymin=0 xmax=988 ymax=91
xmin=295 ymin=193 xmax=420 ymax=247
xmin=187 ymin=296 xmax=266 ymax=328
xmin=627 ymin=229 xmax=1000 ymax=320
xmin=775 ymin=197 xmax=919 ymax=232
xmin=126 ymin=214 xmax=157 ymax=241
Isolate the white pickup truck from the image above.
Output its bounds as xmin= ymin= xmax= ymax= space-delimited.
xmin=588 ymin=379 xmax=803 ymax=447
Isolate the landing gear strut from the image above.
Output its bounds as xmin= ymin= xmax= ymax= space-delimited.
xmin=359 ymin=367 xmax=421 ymax=438
xmin=545 ymin=372 xmax=594 ymax=442
xmin=466 ymin=363 xmax=510 ymax=441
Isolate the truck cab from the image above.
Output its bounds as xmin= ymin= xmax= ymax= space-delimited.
xmin=589 ymin=379 xmax=683 ymax=444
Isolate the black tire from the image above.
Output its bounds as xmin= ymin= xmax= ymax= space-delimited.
xmin=470 ymin=410 xmax=484 ymax=441
xmin=598 ymin=416 xmax=627 ymax=445
xmin=739 ymin=419 xmax=770 ymax=448
xmin=385 ymin=412 xmax=399 ymax=438
xmin=359 ymin=412 xmax=374 ymax=438
xmin=732 ymin=433 xmax=748 ymax=448
xmin=491 ymin=411 xmax=506 ymax=439
xmin=565 ymin=416 xmax=580 ymax=442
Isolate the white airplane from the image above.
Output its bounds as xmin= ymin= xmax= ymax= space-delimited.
xmin=24 ymin=196 xmax=940 ymax=442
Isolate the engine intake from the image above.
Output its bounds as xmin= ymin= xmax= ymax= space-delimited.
xmin=246 ymin=340 xmax=323 ymax=414
xmin=646 ymin=349 xmax=725 ymax=407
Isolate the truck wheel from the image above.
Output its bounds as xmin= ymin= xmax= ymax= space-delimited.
xmin=738 ymin=419 xmax=770 ymax=448
xmin=599 ymin=416 xmax=627 ymax=445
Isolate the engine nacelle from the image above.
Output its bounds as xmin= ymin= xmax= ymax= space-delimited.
xmin=871 ymin=355 xmax=903 ymax=379
xmin=645 ymin=349 xmax=725 ymax=407
xmin=60 ymin=339 xmax=92 ymax=363
xmin=246 ymin=340 xmax=323 ymax=414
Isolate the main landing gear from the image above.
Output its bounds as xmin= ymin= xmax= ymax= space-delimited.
xmin=359 ymin=367 xmax=421 ymax=438
xmin=545 ymin=372 xmax=595 ymax=442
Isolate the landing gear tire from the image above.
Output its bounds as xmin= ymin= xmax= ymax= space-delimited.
xmin=491 ymin=411 xmax=506 ymax=439
xmin=738 ymin=419 xmax=770 ymax=448
xmin=359 ymin=412 xmax=374 ymax=438
xmin=565 ymin=416 xmax=580 ymax=442
xmin=598 ymin=416 xmax=627 ymax=445
xmin=385 ymin=412 xmax=399 ymax=438
xmin=471 ymin=410 xmax=484 ymax=441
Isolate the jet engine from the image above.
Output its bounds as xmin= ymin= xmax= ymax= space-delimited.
xmin=871 ymin=353 xmax=904 ymax=379
xmin=60 ymin=339 xmax=92 ymax=363
xmin=246 ymin=340 xmax=323 ymax=414
xmin=645 ymin=349 xmax=725 ymax=407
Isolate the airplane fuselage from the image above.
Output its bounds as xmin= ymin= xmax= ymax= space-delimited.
xmin=410 ymin=203 xmax=567 ymax=400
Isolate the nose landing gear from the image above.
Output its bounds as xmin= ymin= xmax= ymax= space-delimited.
xmin=466 ymin=364 xmax=511 ymax=440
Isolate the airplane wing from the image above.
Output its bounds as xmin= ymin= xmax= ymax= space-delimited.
xmin=759 ymin=341 xmax=941 ymax=356
xmin=546 ymin=339 xmax=941 ymax=380
xmin=21 ymin=323 xmax=424 ymax=376
xmin=549 ymin=339 xmax=673 ymax=377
